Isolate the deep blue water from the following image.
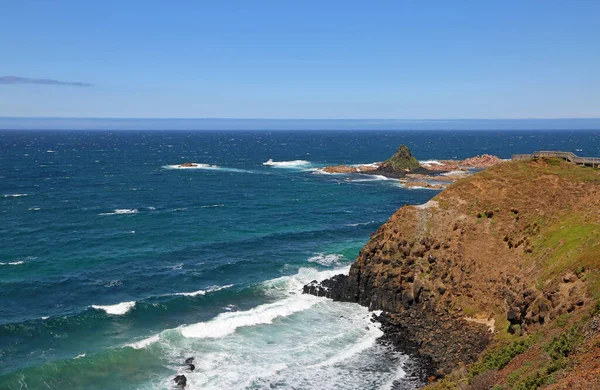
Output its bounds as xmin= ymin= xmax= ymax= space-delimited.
xmin=1 ymin=130 xmax=599 ymax=389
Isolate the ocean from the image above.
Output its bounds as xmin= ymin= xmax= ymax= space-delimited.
xmin=1 ymin=130 xmax=599 ymax=389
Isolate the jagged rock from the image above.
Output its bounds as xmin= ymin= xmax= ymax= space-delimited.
xmin=174 ymin=375 xmax=187 ymax=388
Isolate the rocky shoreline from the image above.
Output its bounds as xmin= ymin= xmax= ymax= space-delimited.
xmin=318 ymin=147 xmax=503 ymax=189
xmin=303 ymin=157 xmax=600 ymax=389
xmin=303 ymin=274 xmax=491 ymax=380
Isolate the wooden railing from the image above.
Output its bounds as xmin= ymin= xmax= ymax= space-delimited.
xmin=512 ymin=151 xmax=600 ymax=168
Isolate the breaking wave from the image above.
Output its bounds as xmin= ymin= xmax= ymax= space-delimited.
xmin=163 ymin=163 xmax=252 ymax=173
xmin=262 ymin=159 xmax=311 ymax=168
xmin=90 ymin=301 xmax=136 ymax=315
xmin=99 ymin=209 xmax=138 ymax=216
xmin=307 ymin=253 xmax=346 ymax=267
xmin=419 ymin=160 xmax=443 ymax=167
xmin=172 ymin=284 xmax=234 ymax=297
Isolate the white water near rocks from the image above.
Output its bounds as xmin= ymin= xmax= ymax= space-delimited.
xmin=127 ymin=267 xmax=409 ymax=389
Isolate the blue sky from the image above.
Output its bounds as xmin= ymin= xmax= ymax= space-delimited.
xmin=1 ymin=1 xmax=599 ymax=121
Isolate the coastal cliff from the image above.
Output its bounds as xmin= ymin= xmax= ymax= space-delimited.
xmin=305 ymin=157 xmax=600 ymax=389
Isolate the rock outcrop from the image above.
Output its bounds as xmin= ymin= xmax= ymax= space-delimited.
xmin=371 ymin=145 xmax=429 ymax=177
xmin=305 ymin=158 xmax=600 ymax=388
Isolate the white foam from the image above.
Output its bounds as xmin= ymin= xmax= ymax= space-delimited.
xmin=174 ymin=284 xmax=233 ymax=297
xmin=200 ymin=204 xmax=224 ymax=208
xmin=345 ymin=220 xmax=376 ymax=227
xmin=355 ymin=162 xmax=380 ymax=170
xmin=164 ymin=163 xmax=217 ymax=170
xmin=91 ymin=301 xmax=136 ymax=315
xmin=181 ymin=267 xmax=348 ymax=339
xmin=74 ymin=352 xmax=86 ymax=359
xmin=307 ymin=253 xmax=345 ymax=267
xmin=0 ymin=261 xmax=24 ymax=266
xmin=145 ymin=265 xmax=412 ymax=389
xmin=28 ymin=207 xmax=41 ymax=211
xmin=99 ymin=209 xmax=138 ymax=216
xmin=262 ymin=159 xmax=311 ymax=168
xmin=352 ymin=174 xmax=395 ymax=182
xmin=163 ymin=163 xmax=251 ymax=173
xmin=3 ymin=193 xmax=28 ymax=198
xmin=309 ymin=318 xmax=383 ymax=368
xmin=127 ymin=335 xmax=160 ymax=349
xmin=181 ymin=295 xmax=321 ymax=339
xmin=419 ymin=160 xmax=443 ymax=166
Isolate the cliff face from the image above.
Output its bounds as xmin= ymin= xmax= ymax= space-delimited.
xmin=306 ymin=158 xmax=600 ymax=388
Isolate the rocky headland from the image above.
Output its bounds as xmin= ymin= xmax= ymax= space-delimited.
xmin=305 ymin=157 xmax=600 ymax=389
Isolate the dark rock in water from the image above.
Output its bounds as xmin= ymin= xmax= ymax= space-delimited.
xmin=302 ymin=280 xmax=329 ymax=297
xmin=174 ymin=374 xmax=187 ymax=388
xmin=303 ymin=271 xmax=491 ymax=378
xmin=188 ymin=364 xmax=195 ymax=371
xmin=302 ymin=275 xmax=353 ymax=300
xmin=184 ymin=357 xmax=194 ymax=364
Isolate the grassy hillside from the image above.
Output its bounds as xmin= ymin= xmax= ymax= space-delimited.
xmin=421 ymin=158 xmax=600 ymax=389
xmin=341 ymin=157 xmax=600 ymax=389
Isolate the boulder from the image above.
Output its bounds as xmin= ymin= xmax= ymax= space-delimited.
xmin=174 ymin=375 xmax=187 ymax=388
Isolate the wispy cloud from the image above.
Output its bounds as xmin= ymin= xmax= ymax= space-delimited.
xmin=0 ymin=76 xmax=92 ymax=87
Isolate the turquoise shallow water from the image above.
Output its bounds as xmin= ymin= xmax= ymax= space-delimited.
xmin=1 ymin=130 xmax=599 ymax=389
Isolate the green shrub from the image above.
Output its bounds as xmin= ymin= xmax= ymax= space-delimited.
xmin=543 ymin=328 xmax=582 ymax=360
xmin=469 ymin=338 xmax=531 ymax=378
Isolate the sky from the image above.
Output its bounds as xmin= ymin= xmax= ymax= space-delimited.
xmin=1 ymin=1 xmax=600 ymax=123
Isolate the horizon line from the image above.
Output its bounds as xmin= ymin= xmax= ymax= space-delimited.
xmin=2 ymin=117 xmax=599 ymax=131
xmin=2 ymin=116 xmax=600 ymax=121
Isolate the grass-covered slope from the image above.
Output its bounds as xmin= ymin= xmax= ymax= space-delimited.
xmin=344 ymin=157 xmax=600 ymax=389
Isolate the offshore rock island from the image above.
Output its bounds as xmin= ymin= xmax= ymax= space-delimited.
xmin=305 ymin=155 xmax=600 ymax=389
xmin=319 ymin=145 xmax=503 ymax=190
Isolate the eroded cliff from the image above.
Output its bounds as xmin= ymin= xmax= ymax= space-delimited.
xmin=305 ymin=158 xmax=600 ymax=389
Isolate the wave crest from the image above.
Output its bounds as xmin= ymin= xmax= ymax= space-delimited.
xmin=0 ymin=261 xmax=24 ymax=266
xmin=180 ymin=266 xmax=348 ymax=339
xmin=91 ymin=301 xmax=136 ymax=315
xmin=99 ymin=209 xmax=138 ymax=216
xmin=173 ymin=284 xmax=233 ymax=297
xmin=262 ymin=159 xmax=311 ymax=168
xmin=163 ymin=163 xmax=252 ymax=173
